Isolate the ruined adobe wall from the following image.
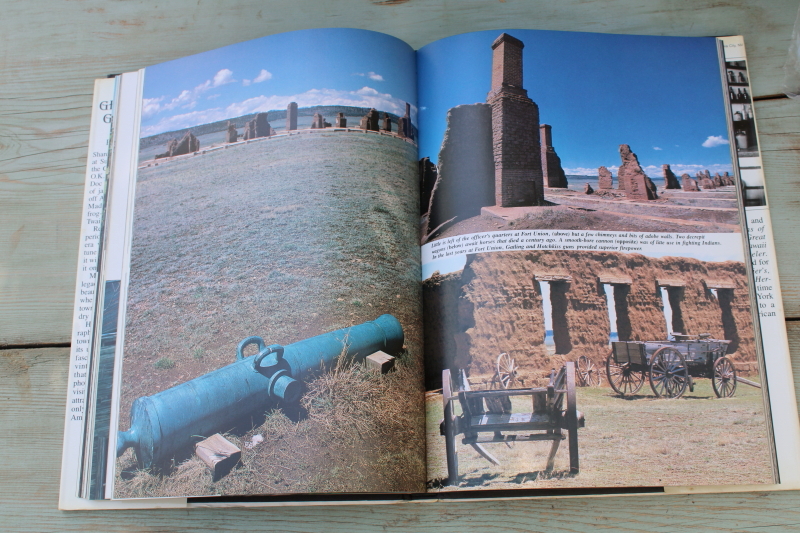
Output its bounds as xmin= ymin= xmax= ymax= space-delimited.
xmin=422 ymin=271 xmax=463 ymax=390
xmin=423 ymin=250 xmax=756 ymax=381
xmin=458 ymin=253 xmax=548 ymax=375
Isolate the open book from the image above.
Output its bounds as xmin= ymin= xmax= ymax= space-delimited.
xmin=60 ymin=27 xmax=800 ymax=509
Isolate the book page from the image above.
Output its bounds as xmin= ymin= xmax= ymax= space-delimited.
xmin=417 ymin=29 xmax=782 ymax=492
xmin=103 ymin=28 xmax=425 ymax=499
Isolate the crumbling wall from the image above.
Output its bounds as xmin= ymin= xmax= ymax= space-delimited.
xmin=423 ymin=250 xmax=755 ymax=380
xmin=426 ymin=104 xmax=495 ymax=235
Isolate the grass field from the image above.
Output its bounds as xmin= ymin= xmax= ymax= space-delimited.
xmin=426 ymin=378 xmax=774 ymax=491
xmin=116 ymin=132 xmax=425 ymax=497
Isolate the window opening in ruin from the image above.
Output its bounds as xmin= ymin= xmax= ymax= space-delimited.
xmin=602 ymin=284 xmax=620 ymax=344
xmin=659 ymin=286 xmax=686 ymax=336
xmin=539 ymin=280 xmax=572 ymax=355
xmin=718 ymin=288 xmax=740 ymax=353
xmin=613 ymin=284 xmax=632 ymax=341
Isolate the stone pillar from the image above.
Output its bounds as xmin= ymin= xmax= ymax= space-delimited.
xmin=335 ymin=112 xmax=346 ymax=128
xmin=487 ymin=33 xmax=543 ymax=207
xmin=286 ymin=102 xmax=298 ymax=131
xmin=539 ymin=124 xmax=568 ymax=188
xmin=382 ymin=114 xmax=392 ymax=132
xmin=598 ymin=166 xmax=613 ymax=189
xmin=662 ymin=164 xmax=681 ymax=189
xmin=682 ymin=174 xmax=700 ymax=191
xmin=617 ymin=144 xmax=658 ymax=200
xmin=427 ymin=103 xmax=495 ymax=234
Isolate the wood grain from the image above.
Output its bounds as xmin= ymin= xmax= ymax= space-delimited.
xmin=3 ymin=345 xmax=800 ymax=532
xmin=3 ymin=0 xmax=800 ymax=530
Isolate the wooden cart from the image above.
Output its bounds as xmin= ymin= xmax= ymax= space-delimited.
xmin=605 ymin=334 xmax=760 ymax=399
xmin=440 ymin=362 xmax=584 ymax=486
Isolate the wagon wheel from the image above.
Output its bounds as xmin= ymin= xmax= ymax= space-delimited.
xmin=576 ymin=355 xmax=602 ymax=387
xmin=441 ymin=369 xmax=459 ymax=485
xmin=712 ymin=356 xmax=737 ymax=398
xmin=605 ymin=353 xmax=645 ymax=396
xmin=649 ymin=346 xmax=689 ymax=399
xmin=494 ymin=352 xmax=518 ymax=389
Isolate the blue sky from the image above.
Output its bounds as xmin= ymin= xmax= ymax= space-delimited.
xmin=140 ymin=28 xmax=417 ymax=137
xmin=417 ymin=29 xmax=734 ymax=177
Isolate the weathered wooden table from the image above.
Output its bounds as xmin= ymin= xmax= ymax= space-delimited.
xmin=3 ymin=0 xmax=800 ymax=531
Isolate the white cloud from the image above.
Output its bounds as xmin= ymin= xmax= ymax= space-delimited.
xmin=142 ymin=97 xmax=164 ymax=118
xmin=253 ymin=69 xmax=272 ymax=83
xmin=141 ymin=85 xmax=416 ymax=137
xmin=242 ymin=79 xmax=251 ymax=86
xmin=653 ymin=146 xmax=662 ymax=150
xmin=353 ymin=71 xmax=384 ymax=81
xmin=562 ymin=163 xmax=733 ymax=178
xmin=563 ymin=166 xmax=619 ymax=176
xmin=702 ymin=135 xmax=729 ymax=148
xmin=212 ymin=69 xmax=235 ymax=87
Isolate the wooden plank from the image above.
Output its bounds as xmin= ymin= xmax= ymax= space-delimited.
xmin=6 ymin=347 xmax=800 ymax=531
xmin=195 ymin=434 xmax=242 ymax=482
xmin=365 ymin=351 xmax=395 ymax=374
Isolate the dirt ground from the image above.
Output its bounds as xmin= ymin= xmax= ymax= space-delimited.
xmin=431 ymin=187 xmax=741 ymax=241
xmin=116 ymin=132 xmax=426 ymax=497
xmin=426 ymin=378 xmax=774 ymax=491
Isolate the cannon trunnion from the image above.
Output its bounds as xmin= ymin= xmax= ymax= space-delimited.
xmin=117 ymin=314 xmax=404 ymax=469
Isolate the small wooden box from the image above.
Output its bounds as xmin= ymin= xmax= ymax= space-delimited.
xmin=195 ymin=433 xmax=241 ymax=482
xmin=365 ymin=351 xmax=395 ymax=374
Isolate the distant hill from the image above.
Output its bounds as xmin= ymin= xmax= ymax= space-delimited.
xmin=139 ymin=105 xmax=417 ymax=150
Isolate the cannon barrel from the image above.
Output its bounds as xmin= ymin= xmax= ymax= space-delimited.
xmin=117 ymin=314 xmax=403 ymax=468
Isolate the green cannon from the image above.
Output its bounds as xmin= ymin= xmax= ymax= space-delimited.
xmin=117 ymin=315 xmax=404 ymax=468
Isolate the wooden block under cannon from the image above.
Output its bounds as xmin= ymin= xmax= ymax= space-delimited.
xmin=366 ymin=351 xmax=395 ymax=374
xmin=195 ymin=433 xmax=241 ymax=481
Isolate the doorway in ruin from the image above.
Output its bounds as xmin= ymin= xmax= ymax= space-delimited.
xmin=658 ymin=281 xmax=686 ymax=336
xmin=537 ymin=276 xmax=572 ymax=355
xmin=599 ymin=277 xmax=632 ymax=342
xmin=717 ymin=288 xmax=740 ymax=353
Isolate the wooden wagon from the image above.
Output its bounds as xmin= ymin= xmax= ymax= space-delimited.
xmin=606 ymin=334 xmax=760 ymax=399
xmin=440 ymin=362 xmax=584 ymax=486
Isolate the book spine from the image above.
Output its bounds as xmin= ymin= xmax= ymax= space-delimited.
xmin=58 ymin=77 xmax=116 ymax=510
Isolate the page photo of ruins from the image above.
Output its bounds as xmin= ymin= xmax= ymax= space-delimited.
xmin=114 ymin=28 xmax=428 ymax=498
xmin=419 ymin=30 xmax=774 ymax=491
xmin=417 ymin=30 xmax=742 ymax=242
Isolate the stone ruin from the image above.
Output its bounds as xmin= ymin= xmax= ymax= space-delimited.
xmin=662 ymin=164 xmax=681 ymax=189
xmin=423 ymin=250 xmax=755 ymax=383
xmin=243 ymin=113 xmax=273 ymax=140
xmin=311 ymin=113 xmax=325 ymax=129
xmin=382 ymin=114 xmax=392 ymax=132
xmin=335 ymin=112 xmax=347 ymax=128
xmin=598 ymin=166 xmax=614 ymax=189
xmin=539 ymin=124 xmax=568 ymax=188
xmin=697 ymin=171 xmax=716 ymax=190
xmin=397 ymin=102 xmax=414 ymax=140
xmin=617 ymin=144 xmax=658 ymax=200
xmin=583 ymin=183 xmax=594 ymax=194
xmin=155 ymin=130 xmax=199 ymax=158
xmin=487 ymin=33 xmax=544 ymax=207
xmin=713 ymin=173 xmax=724 ymax=187
xmin=225 ymin=121 xmax=238 ymax=143
xmin=360 ymin=108 xmax=380 ymax=131
xmin=286 ymin=102 xmax=298 ymax=131
xmin=419 ymin=157 xmax=438 ymax=216
xmin=425 ymin=103 xmax=495 ymax=237
xmin=722 ymin=172 xmax=734 ymax=186
xmin=682 ymin=173 xmax=700 ymax=191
